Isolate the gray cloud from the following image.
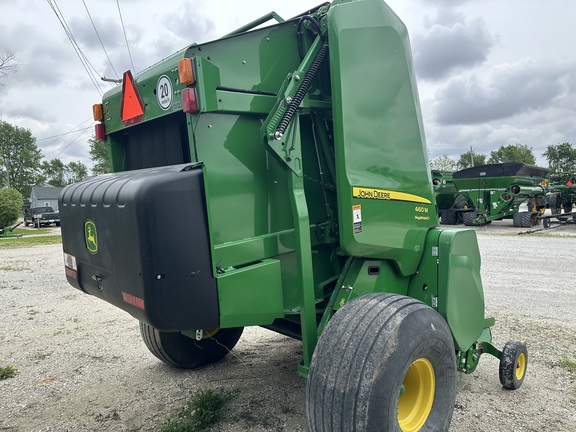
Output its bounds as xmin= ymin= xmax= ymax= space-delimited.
xmin=68 ymin=16 xmax=124 ymax=51
xmin=161 ymin=3 xmax=218 ymax=45
xmin=1 ymin=104 xmax=56 ymax=124
xmin=434 ymin=58 xmax=573 ymax=125
xmin=413 ymin=13 xmax=495 ymax=80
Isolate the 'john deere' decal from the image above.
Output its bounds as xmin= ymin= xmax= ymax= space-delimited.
xmin=85 ymin=220 xmax=98 ymax=254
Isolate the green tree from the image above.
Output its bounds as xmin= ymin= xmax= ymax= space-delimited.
xmin=457 ymin=150 xmax=486 ymax=169
xmin=40 ymin=158 xmax=89 ymax=186
xmin=67 ymin=161 xmax=88 ymax=183
xmin=543 ymin=142 xmax=576 ymax=173
xmin=0 ymin=121 xmax=43 ymax=197
xmin=430 ymin=154 xmax=458 ymax=171
xmin=0 ymin=187 xmax=23 ymax=228
xmin=89 ymin=137 xmax=111 ymax=175
xmin=487 ymin=144 xmax=536 ymax=165
xmin=40 ymin=158 xmax=66 ymax=187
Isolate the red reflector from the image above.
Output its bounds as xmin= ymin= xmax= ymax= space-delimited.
xmin=181 ymin=87 xmax=199 ymax=113
xmin=65 ymin=267 xmax=77 ymax=279
xmin=122 ymin=291 xmax=145 ymax=310
xmin=95 ymin=123 xmax=105 ymax=140
xmin=120 ymin=70 xmax=145 ymax=126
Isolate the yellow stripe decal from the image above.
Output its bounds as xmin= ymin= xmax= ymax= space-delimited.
xmin=352 ymin=187 xmax=431 ymax=204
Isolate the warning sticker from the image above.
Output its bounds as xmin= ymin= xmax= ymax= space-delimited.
xmin=353 ymin=205 xmax=362 ymax=234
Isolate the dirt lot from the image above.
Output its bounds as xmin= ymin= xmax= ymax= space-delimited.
xmin=1 ymin=220 xmax=576 ymax=431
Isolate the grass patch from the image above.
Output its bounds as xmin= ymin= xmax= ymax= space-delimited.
xmin=33 ymin=351 xmax=52 ymax=361
xmin=563 ymin=358 xmax=576 ymax=374
xmin=12 ymin=227 xmax=52 ymax=235
xmin=160 ymin=388 xmax=239 ymax=432
xmin=0 ymin=364 xmax=18 ymax=380
xmin=0 ymin=235 xmax=62 ymax=247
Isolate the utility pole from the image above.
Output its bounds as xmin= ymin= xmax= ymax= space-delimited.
xmin=470 ymin=146 xmax=474 ymax=167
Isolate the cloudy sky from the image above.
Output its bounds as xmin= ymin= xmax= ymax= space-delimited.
xmin=1 ymin=0 xmax=575 ymax=172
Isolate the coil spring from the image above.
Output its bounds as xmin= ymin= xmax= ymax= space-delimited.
xmin=275 ymin=41 xmax=329 ymax=138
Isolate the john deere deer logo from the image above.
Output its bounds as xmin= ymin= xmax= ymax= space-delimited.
xmin=85 ymin=221 xmax=98 ymax=254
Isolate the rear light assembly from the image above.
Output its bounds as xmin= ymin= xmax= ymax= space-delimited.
xmin=95 ymin=123 xmax=105 ymax=140
xmin=182 ymin=87 xmax=199 ymax=114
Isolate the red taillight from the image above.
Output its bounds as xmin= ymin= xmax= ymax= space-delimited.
xmin=95 ymin=123 xmax=105 ymax=140
xmin=181 ymin=87 xmax=199 ymax=113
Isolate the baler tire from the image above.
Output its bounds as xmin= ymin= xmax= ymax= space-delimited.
xmin=563 ymin=203 xmax=573 ymax=214
xmin=512 ymin=211 xmax=532 ymax=228
xmin=306 ymin=293 xmax=456 ymax=432
xmin=139 ymin=322 xmax=243 ymax=369
xmin=440 ymin=210 xmax=457 ymax=225
xmin=463 ymin=211 xmax=477 ymax=226
xmin=499 ymin=340 xmax=528 ymax=390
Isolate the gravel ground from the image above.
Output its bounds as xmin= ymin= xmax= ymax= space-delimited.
xmin=1 ymin=220 xmax=576 ymax=431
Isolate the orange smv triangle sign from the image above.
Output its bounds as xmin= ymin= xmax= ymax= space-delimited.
xmin=120 ymin=70 xmax=144 ymax=126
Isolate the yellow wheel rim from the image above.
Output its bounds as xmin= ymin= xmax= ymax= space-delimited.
xmin=398 ymin=358 xmax=435 ymax=432
xmin=515 ymin=352 xmax=526 ymax=381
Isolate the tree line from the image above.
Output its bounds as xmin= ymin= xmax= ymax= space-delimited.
xmin=0 ymin=120 xmax=95 ymax=199
xmin=430 ymin=142 xmax=576 ymax=173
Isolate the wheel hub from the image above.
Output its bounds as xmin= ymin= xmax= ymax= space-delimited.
xmin=397 ymin=358 xmax=435 ymax=432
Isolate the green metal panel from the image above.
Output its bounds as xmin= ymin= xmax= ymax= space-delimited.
xmin=437 ymin=228 xmax=485 ymax=351
xmin=332 ymin=258 xmax=409 ymax=310
xmin=328 ymin=0 xmax=437 ymax=276
xmin=217 ymin=259 xmax=284 ymax=327
xmin=407 ymin=228 xmax=441 ymax=306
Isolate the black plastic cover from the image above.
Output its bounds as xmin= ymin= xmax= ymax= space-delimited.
xmin=59 ymin=163 xmax=218 ymax=331
xmin=453 ymin=163 xmax=549 ymax=179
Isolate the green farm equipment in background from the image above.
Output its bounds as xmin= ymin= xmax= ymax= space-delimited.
xmin=432 ymin=170 xmax=468 ymax=225
xmin=548 ymin=172 xmax=576 ymax=215
xmin=452 ymin=163 xmax=548 ymax=227
xmin=59 ymin=1 xmax=528 ymax=430
xmin=0 ymin=222 xmax=22 ymax=238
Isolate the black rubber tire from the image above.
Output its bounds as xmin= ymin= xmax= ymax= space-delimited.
xmin=543 ymin=217 xmax=551 ymax=228
xmin=139 ymin=322 xmax=243 ymax=369
xmin=499 ymin=340 xmax=528 ymax=390
xmin=512 ymin=211 xmax=532 ymax=228
xmin=563 ymin=202 xmax=573 ymax=214
xmin=549 ymin=193 xmax=562 ymax=216
xmin=440 ymin=210 xmax=457 ymax=225
xmin=462 ymin=211 xmax=477 ymax=226
xmin=306 ymin=293 xmax=456 ymax=432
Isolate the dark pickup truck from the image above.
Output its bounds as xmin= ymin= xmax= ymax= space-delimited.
xmin=24 ymin=206 xmax=61 ymax=227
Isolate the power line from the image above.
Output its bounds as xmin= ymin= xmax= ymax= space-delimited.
xmin=82 ymin=0 xmax=120 ymax=80
xmin=47 ymin=0 xmax=103 ymax=96
xmin=116 ymin=0 xmax=135 ymax=72
xmin=37 ymin=118 xmax=92 ymax=142
xmin=43 ymin=127 xmax=93 ymax=158
xmin=37 ymin=122 xmax=94 ymax=148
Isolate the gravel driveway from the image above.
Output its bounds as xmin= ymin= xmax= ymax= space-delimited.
xmin=1 ymin=221 xmax=575 ymax=431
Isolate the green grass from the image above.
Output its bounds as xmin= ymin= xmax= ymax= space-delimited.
xmin=0 ymin=364 xmax=18 ymax=380
xmin=159 ymin=388 xmax=239 ymax=432
xmin=0 ymin=235 xmax=62 ymax=247
xmin=563 ymin=358 xmax=576 ymax=374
